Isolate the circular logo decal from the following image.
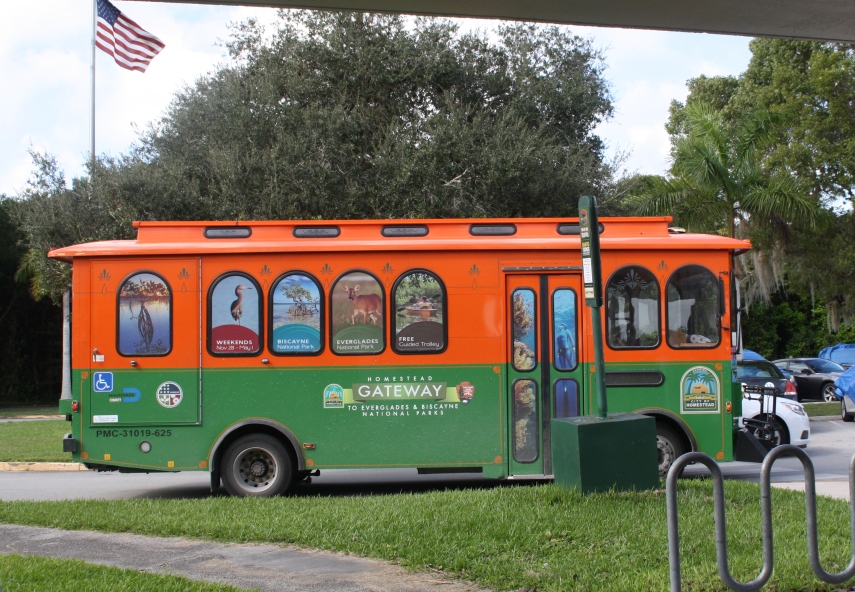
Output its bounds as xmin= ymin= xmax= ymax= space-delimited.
xmin=324 ymin=384 xmax=344 ymax=408
xmin=680 ymin=366 xmax=720 ymax=413
xmin=156 ymin=381 xmax=183 ymax=408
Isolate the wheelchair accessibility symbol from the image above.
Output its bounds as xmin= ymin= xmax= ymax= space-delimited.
xmin=93 ymin=372 xmax=113 ymax=393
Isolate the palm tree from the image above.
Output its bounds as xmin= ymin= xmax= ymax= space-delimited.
xmin=684 ymin=369 xmax=706 ymax=394
xmin=637 ymin=103 xmax=818 ymax=239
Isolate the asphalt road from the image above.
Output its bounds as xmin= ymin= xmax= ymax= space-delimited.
xmin=3 ymin=417 xmax=854 ymax=502
xmin=680 ymin=416 xmax=855 ymax=498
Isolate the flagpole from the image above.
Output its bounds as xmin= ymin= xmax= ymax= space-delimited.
xmin=91 ymin=0 xmax=96 ymax=181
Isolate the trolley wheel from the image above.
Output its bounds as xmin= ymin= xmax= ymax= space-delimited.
xmin=656 ymin=424 xmax=685 ymax=480
xmin=221 ymin=434 xmax=294 ymax=497
xmin=822 ymin=382 xmax=839 ymax=403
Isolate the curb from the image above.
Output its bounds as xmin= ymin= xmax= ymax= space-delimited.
xmin=0 ymin=462 xmax=88 ymax=472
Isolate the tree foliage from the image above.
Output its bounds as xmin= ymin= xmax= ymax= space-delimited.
xmin=0 ymin=197 xmax=61 ymax=403
xmin=140 ymin=12 xmax=615 ymax=220
xmin=735 ymin=39 xmax=855 ymax=206
xmin=13 ymin=12 xmax=617 ymax=304
xmin=658 ymin=39 xmax=855 ymax=332
xmin=635 ymin=103 xmax=817 ymax=239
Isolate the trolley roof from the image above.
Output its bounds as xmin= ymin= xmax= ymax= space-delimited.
xmin=48 ymin=217 xmax=751 ymax=261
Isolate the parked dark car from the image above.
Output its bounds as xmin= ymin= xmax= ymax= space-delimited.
xmin=772 ymin=357 xmax=845 ymax=402
xmin=735 ymin=358 xmax=798 ymax=400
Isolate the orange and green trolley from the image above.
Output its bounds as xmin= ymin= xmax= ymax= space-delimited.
xmin=49 ymin=216 xmax=749 ymax=496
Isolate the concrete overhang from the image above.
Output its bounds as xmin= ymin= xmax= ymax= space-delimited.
xmin=132 ymin=0 xmax=855 ymax=43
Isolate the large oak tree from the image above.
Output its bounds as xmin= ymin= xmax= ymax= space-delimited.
xmin=15 ymin=11 xmax=618 ymax=304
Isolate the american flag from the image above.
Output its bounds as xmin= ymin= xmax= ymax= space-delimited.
xmin=96 ymin=0 xmax=165 ymax=73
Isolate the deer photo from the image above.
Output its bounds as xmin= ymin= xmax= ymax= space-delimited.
xmin=343 ymin=284 xmax=382 ymax=325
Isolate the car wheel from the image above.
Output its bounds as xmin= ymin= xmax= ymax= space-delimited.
xmin=222 ymin=434 xmax=294 ymax=497
xmin=656 ymin=424 xmax=685 ymax=480
xmin=822 ymin=383 xmax=838 ymax=403
xmin=751 ymin=415 xmax=789 ymax=446
xmin=843 ymin=398 xmax=855 ymax=422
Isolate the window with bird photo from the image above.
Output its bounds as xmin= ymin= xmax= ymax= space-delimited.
xmin=208 ymin=273 xmax=262 ymax=355
xmin=117 ymin=272 xmax=171 ymax=355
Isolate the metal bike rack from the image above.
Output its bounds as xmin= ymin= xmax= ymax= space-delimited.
xmin=666 ymin=446 xmax=855 ymax=592
xmin=740 ymin=385 xmax=781 ymax=445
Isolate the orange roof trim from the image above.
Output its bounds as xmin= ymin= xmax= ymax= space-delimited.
xmin=48 ymin=217 xmax=751 ymax=261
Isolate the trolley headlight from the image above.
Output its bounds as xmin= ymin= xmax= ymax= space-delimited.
xmin=780 ymin=401 xmax=806 ymax=416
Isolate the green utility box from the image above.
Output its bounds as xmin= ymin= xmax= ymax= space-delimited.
xmin=551 ymin=413 xmax=658 ymax=493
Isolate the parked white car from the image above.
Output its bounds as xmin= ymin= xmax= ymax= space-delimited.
xmin=739 ymin=390 xmax=810 ymax=447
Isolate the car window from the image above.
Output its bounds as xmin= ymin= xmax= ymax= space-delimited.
xmin=738 ymin=361 xmax=782 ymax=379
xmin=755 ymin=361 xmax=782 ymax=378
xmin=789 ymin=361 xmax=809 ymax=373
xmin=808 ymin=359 xmax=844 ymax=373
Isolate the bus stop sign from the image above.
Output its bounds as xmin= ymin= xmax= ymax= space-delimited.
xmin=579 ymin=195 xmax=603 ymax=308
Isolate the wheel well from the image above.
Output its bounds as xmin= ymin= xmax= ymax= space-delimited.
xmin=638 ymin=410 xmax=695 ymax=454
xmin=210 ymin=422 xmax=303 ymax=478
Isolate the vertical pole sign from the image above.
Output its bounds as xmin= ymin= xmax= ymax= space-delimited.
xmin=550 ymin=196 xmax=658 ymax=492
xmin=578 ymin=196 xmax=608 ymax=420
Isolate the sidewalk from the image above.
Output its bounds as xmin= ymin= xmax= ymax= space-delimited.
xmin=0 ymin=524 xmax=484 ymax=592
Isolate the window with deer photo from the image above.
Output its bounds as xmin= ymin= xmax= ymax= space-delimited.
xmin=331 ymin=271 xmax=385 ymax=354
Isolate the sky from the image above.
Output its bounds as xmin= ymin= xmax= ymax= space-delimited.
xmin=1 ymin=1 xmax=753 ymax=198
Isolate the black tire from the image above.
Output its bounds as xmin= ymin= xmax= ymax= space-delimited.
xmin=751 ymin=415 xmax=789 ymax=446
xmin=822 ymin=382 xmax=838 ymax=403
xmin=221 ymin=434 xmax=294 ymax=497
xmin=842 ymin=399 xmax=855 ymax=422
xmin=656 ymin=424 xmax=685 ymax=479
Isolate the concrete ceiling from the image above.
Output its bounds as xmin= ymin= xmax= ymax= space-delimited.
xmin=136 ymin=0 xmax=855 ymax=42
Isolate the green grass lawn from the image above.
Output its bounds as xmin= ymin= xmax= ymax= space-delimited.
xmin=2 ymin=418 xmax=852 ymax=590
xmin=0 ymin=420 xmax=71 ymax=462
xmin=0 ymin=482 xmax=852 ymax=591
xmin=0 ymin=406 xmax=59 ymax=417
xmin=803 ymin=401 xmax=839 ymax=417
xmin=0 ymin=554 xmax=253 ymax=592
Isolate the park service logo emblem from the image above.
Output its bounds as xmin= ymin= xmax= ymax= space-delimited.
xmin=156 ymin=381 xmax=184 ymax=408
xmin=680 ymin=366 xmax=720 ymax=414
xmin=324 ymin=384 xmax=344 ymax=408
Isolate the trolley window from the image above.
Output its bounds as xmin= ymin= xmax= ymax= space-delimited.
xmin=511 ymin=288 xmax=537 ymax=372
xmin=208 ymin=273 xmax=262 ymax=356
xmin=392 ymin=270 xmax=446 ymax=353
xmin=117 ymin=272 xmax=172 ymax=356
xmin=606 ymin=266 xmax=660 ymax=349
xmin=270 ymin=272 xmax=323 ymax=355
xmin=667 ymin=265 xmax=720 ymax=348
xmin=331 ymin=271 xmax=385 ymax=355
xmin=552 ymin=288 xmax=578 ymax=370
